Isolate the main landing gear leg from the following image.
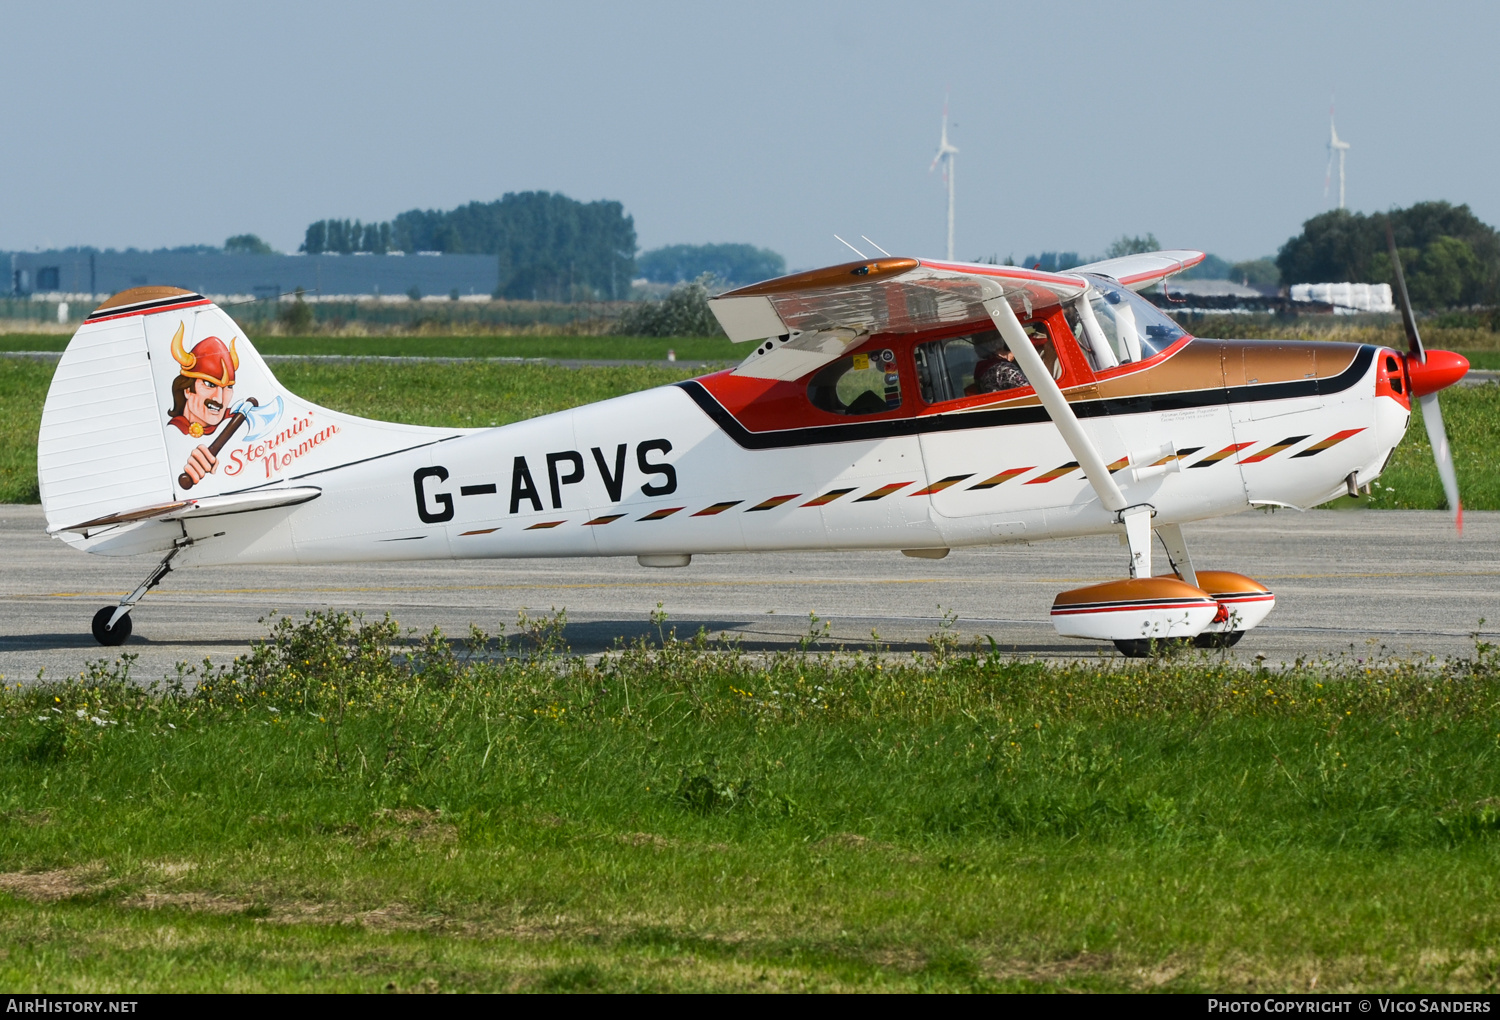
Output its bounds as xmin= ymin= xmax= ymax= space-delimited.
xmin=91 ymin=545 xmax=183 ymax=647
xmin=1154 ymin=523 xmax=1244 ymax=649
xmin=1120 ymin=505 xmax=1154 ymax=579
xmin=1154 ymin=522 xmax=1198 ymax=589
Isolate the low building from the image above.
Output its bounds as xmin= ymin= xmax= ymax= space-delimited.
xmin=7 ymin=250 xmax=502 ymax=301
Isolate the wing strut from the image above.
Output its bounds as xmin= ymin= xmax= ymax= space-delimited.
xmin=983 ymin=294 xmax=1126 ymax=512
xmin=983 ymin=293 xmax=1155 ymax=578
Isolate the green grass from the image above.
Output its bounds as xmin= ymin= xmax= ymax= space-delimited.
xmin=0 ymin=360 xmax=699 ymax=503
xmin=0 ymin=333 xmax=738 ymax=361
xmin=1 ymin=611 xmax=1499 ymax=991
xmin=0 ymin=360 xmax=52 ymax=503
xmin=272 ymin=360 xmax=699 ymax=430
xmin=0 ymin=335 xmax=80 ymax=353
xmin=255 ymin=335 xmax=737 ymax=361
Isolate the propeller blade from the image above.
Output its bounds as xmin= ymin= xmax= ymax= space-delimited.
xmin=1419 ymin=391 xmax=1462 ymax=534
xmin=1386 ymin=222 xmax=1426 ymax=363
xmin=1388 ymin=226 xmax=1460 ymax=531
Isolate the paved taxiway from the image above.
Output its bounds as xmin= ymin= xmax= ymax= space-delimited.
xmin=2 ymin=503 xmax=1497 ymax=681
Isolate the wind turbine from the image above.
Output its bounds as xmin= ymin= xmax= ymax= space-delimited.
xmin=1325 ymin=103 xmax=1351 ymax=210
xmin=929 ymin=98 xmax=959 ymax=260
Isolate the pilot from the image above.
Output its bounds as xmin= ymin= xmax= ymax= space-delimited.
xmin=971 ymin=336 xmax=1029 ymax=394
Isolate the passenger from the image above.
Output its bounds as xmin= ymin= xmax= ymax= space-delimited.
xmin=970 ymin=338 xmax=1029 ymax=394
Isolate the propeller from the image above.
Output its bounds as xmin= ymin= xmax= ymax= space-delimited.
xmin=1386 ymin=223 xmax=1465 ymax=532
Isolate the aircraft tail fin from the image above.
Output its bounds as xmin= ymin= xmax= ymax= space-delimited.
xmin=38 ymin=287 xmax=461 ymax=548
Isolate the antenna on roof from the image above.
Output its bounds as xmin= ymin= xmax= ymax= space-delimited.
xmin=833 ymin=235 xmax=867 ymax=259
xmin=860 ymin=236 xmax=892 ymax=257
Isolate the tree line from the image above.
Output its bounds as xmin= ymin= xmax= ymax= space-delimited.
xmin=300 ymin=192 xmax=638 ymax=301
xmin=636 ymin=244 xmax=784 ymax=286
xmin=1020 ymin=204 xmax=1500 ymax=306
xmin=1277 ymin=202 xmax=1499 ymax=308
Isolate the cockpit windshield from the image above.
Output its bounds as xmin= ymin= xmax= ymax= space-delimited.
xmin=1065 ymin=274 xmax=1188 ymax=368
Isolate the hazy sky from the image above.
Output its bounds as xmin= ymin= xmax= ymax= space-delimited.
xmin=2 ymin=1 xmax=1495 ymax=268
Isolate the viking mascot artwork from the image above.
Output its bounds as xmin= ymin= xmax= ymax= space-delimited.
xmin=166 ymin=322 xmax=257 ymax=489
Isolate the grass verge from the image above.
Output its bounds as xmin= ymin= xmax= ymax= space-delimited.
xmin=1 ymin=611 xmax=1499 ymax=991
xmin=0 ymin=333 xmax=737 ymax=361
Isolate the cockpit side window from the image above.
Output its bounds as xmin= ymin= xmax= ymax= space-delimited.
xmin=914 ymin=325 xmax=1060 ymax=405
xmin=807 ymin=348 xmax=902 ymax=415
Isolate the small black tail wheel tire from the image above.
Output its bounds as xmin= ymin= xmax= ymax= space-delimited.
xmin=91 ymin=607 xmax=132 ymax=647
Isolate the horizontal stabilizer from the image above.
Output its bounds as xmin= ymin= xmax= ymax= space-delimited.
xmin=54 ymin=486 xmax=322 ymax=535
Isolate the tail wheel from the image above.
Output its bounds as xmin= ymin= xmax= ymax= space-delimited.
xmin=91 ymin=607 xmax=132 ymax=647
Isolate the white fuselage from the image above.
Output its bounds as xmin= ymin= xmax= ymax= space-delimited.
xmin=163 ymin=351 xmax=1406 ymax=569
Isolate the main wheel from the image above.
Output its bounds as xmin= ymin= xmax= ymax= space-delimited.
xmin=1193 ymin=630 xmax=1245 ymax=649
xmin=91 ymin=606 xmax=132 ymax=647
xmin=1113 ymin=637 xmax=1193 ymax=658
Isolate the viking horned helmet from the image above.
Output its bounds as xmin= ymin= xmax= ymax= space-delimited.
xmin=170 ymin=321 xmax=238 ymax=387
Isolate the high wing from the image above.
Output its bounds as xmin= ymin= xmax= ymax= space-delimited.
xmin=709 ymin=258 xmax=1089 ymax=381
xmin=1067 ymin=250 xmax=1206 ymax=292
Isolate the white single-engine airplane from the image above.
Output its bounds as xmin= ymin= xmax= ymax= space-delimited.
xmin=38 ymin=238 xmax=1469 ymax=655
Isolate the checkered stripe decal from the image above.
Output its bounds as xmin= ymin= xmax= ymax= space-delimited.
xmin=460 ymin=424 xmax=1367 ymax=533
xmin=1290 ymin=428 xmax=1365 ymax=458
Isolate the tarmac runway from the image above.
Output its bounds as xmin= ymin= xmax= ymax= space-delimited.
xmin=2 ymin=502 xmax=1497 ymax=681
